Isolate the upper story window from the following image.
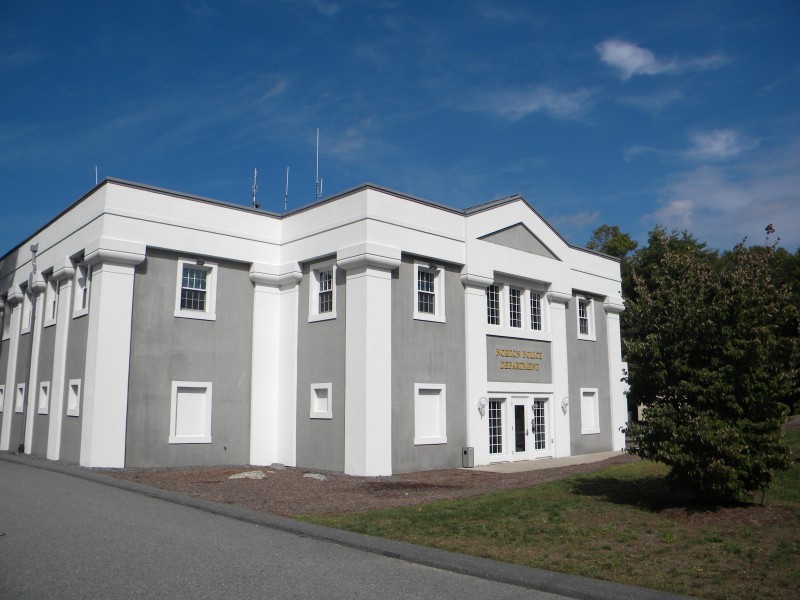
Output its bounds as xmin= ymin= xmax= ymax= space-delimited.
xmin=509 ymin=288 xmax=523 ymax=328
xmin=486 ymin=285 xmax=501 ymax=325
xmin=486 ymin=281 xmax=548 ymax=335
xmin=576 ymin=296 xmax=595 ymax=341
xmin=43 ymin=275 xmax=58 ymax=328
xmin=413 ymin=262 xmax=445 ymax=323
xmin=20 ymin=286 xmax=32 ymax=334
xmin=530 ymin=292 xmax=543 ymax=331
xmin=309 ymin=260 xmax=337 ymax=322
xmin=73 ymin=264 xmax=92 ymax=318
xmin=174 ymin=258 xmax=217 ymax=321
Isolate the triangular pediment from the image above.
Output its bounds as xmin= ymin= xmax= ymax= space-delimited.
xmin=479 ymin=223 xmax=560 ymax=260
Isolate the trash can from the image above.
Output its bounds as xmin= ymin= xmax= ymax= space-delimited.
xmin=462 ymin=446 xmax=474 ymax=468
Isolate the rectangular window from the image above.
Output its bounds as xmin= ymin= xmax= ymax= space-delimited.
xmin=174 ymin=259 xmax=217 ymax=321
xmin=310 ymin=383 xmax=333 ymax=419
xmin=15 ymin=383 xmax=25 ymax=413
xmin=73 ymin=264 xmax=92 ymax=318
xmin=20 ymin=288 xmax=32 ymax=334
xmin=0 ymin=385 xmax=5 ymax=412
xmin=577 ymin=297 xmax=595 ymax=340
xmin=486 ymin=285 xmax=501 ymax=325
xmin=414 ymin=384 xmax=447 ymax=445
xmin=43 ymin=277 xmax=58 ymax=328
xmin=169 ymin=381 xmax=213 ymax=444
xmin=509 ymin=288 xmax=522 ymax=328
xmin=67 ymin=380 xmax=81 ymax=417
xmin=580 ymin=388 xmax=600 ymax=434
xmin=488 ymin=399 xmax=503 ymax=454
xmin=1 ymin=302 xmax=11 ymax=340
xmin=309 ymin=261 xmax=337 ymax=322
xmin=530 ymin=292 xmax=542 ymax=331
xmin=37 ymin=381 xmax=50 ymax=415
xmin=413 ymin=262 xmax=445 ymax=323
xmin=532 ymin=399 xmax=546 ymax=450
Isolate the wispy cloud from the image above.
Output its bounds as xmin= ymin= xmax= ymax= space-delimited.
xmin=646 ymin=137 xmax=800 ymax=249
xmin=596 ymin=39 xmax=728 ymax=80
xmin=477 ymin=86 xmax=594 ymax=120
xmin=685 ymin=129 xmax=753 ymax=161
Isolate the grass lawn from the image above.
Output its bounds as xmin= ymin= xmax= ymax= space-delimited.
xmin=303 ymin=428 xmax=800 ymax=600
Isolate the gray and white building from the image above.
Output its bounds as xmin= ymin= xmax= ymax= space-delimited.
xmin=0 ymin=179 xmax=626 ymax=475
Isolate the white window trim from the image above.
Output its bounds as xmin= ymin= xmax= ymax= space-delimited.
xmin=67 ymin=379 xmax=81 ymax=417
xmin=580 ymin=387 xmax=600 ymax=435
xmin=37 ymin=381 xmax=50 ymax=415
xmin=174 ymin=258 xmax=218 ymax=321
xmin=487 ymin=281 xmax=550 ymax=339
xmin=15 ymin=383 xmax=25 ymax=413
xmin=413 ymin=261 xmax=446 ymax=323
xmin=576 ymin=296 xmax=596 ymax=341
xmin=169 ymin=381 xmax=213 ymax=444
xmin=20 ymin=288 xmax=32 ymax=335
xmin=0 ymin=385 xmax=5 ymax=412
xmin=73 ymin=264 xmax=91 ymax=319
xmin=309 ymin=382 xmax=333 ymax=419
xmin=414 ymin=383 xmax=447 ymax=445
xmin=308 ymin=260 xmax=337 ymax=322
xmin=43 ymin=276 xmax=58 ymax=328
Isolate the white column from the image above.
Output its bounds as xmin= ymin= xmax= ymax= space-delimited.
xmin=547 ymin=290 xmax=572 ymax=458
xmin=338 ymin=243 xmax=400 ymax=477
xmin=461 ymin=273 xmax=493 ymax=467
xmin=80 ymin=238 xmax=145 ymax=468
xmin=604 ymin=297 xmax=626 ymax=451
xmin=46 ymin=259 xmax=75 ymax=460
xmin=0 ymin=292 xmax=23 ymax=451
xmin=249 ymin=263 xmax=301 ymax=467
xmin=23 ymin=275 xmax=46 ymax=454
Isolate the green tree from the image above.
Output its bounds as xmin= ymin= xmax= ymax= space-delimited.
xmin=624 ymin=235 xmax=797 ymax=502
xmin=586 ymin=224 xmax=638 ymax=259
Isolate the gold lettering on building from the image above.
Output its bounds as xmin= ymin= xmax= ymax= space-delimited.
xmin=495 ymin=347 xmax=544 ymax=371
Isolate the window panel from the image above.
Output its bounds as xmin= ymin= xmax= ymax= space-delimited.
xmin=530 ymin=292 xmax=542 ymax=331
xmin=414 ymin=384 xmax=447 ymax=444
xmin=413 ymin=262 xmax=445 ymax=322
xmin=174 ymin=259 xmax=217 ymax=321
xmin=509 ymin=288 xmax=522 ymax=328
xmin=488 ymin=399 xmax=503 ymax=454
xmin=486 ymin=285 xmax=501 ymax=325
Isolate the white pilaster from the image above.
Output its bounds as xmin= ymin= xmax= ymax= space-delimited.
xmin=80 ymin=238 xmax=145 ymax=468
xmin=547 ymin=290 xmax=572 ymax=458
xmin=604 ymin=297 xmax=626 ymax=451
xmin=461 ymin=272 xmax=493 ymax=467
xmin=23 ymin=275 xmax=46 ymax=454
xmin=338 ymin=243 xmax=400 ymax=476
xmin=46 ymin=259 xmax=75 ymax=460
xmin=0 ymin=293 xmax=22 ymax=450
xmin=249 ymin=263 xmax=302 ymax=466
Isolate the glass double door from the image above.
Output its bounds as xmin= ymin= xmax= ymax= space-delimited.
xmin=489 ymin=395 xmax=551 ymax=461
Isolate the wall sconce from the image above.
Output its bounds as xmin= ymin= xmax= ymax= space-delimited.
xmin=561 ymin=397 xmax=569 ymax=415
xmin=196 ymin=259 xmax=205 ymax=266
xmin=477 ymin=397 xmax=487 ymax=419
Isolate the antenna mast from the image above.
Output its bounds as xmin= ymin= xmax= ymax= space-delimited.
xmin=315 ymin=128 xmax=322 ymax=202
xmin=284 ymin=166 xmax=290 ymax=213
xmin=252 ymin=167 xmax=260 ymax=209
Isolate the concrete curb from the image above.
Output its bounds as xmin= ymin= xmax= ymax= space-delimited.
xmin=1 ymin=451 xmax=694 ymax=600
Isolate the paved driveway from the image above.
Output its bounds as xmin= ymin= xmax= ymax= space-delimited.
xmin=0 ymin=455 xmax=691 ymax=600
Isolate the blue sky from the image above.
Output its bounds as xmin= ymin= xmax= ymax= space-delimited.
xmin=2 ymin=0 xmax=799 ymax=256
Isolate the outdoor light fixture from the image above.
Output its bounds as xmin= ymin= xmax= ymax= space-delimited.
xmin=561 ymin=397 xmax=569 ymax=415
xmin=477 ymin=397 xmax=487 ymax=418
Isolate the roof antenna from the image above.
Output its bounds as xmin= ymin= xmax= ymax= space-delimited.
xmin=315 ymin=128 xmax=322 ymax=202
xmin=284 ymin=166 xmax=290 ymax=213
xmin=95 ymin=165 xmax=98 ymax=185
xmin=252 ymin=167 xmax=260 ymax=209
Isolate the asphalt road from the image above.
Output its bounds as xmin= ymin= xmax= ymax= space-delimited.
xmin=0 ymin=456 xmax=692 ymax=600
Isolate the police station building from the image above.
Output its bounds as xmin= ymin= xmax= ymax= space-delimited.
xmin=0 ymin=179 xmax=626 ymax=476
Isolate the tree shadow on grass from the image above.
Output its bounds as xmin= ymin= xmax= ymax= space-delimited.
xmin=569 ymin=473 xmax=741 ymax=514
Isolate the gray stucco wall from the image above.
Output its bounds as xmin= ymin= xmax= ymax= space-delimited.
xmin=566 ymin=296 xmax=612 ymax=454
xmin=125 ymin=248 xmax=253 ymax=467
xmin=61 ymin=311 xmax=89 ymax=463
xmin=4 ymin=331 xmax=32 ymax=451
xmin=31 ymin=323 xmax=56 ymax=457
xmin=0 ymin=337 xmax=9 ymax=437
xmin=295 ymin=258 xmax=346 ymax=472
xmin=391 ymin=255 xmax=467 ymax=473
